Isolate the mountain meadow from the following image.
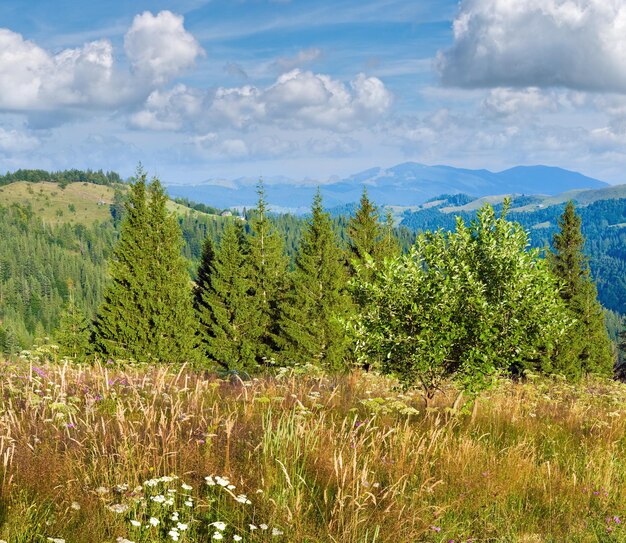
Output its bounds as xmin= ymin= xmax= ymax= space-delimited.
xmin=1 ymin=168 xmax=626 ymax=543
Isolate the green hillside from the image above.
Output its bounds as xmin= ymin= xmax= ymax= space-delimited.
xmin=0 ymin=181 xmax=215 ymax=226
xmin=400 ymin=193 xmax=626 ymax=316
xmin=432 ymin=183 xmax=626 ymax=215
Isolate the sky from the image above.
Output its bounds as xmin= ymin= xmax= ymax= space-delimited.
xmin=1 ymin=0 xmax=626 ymax=184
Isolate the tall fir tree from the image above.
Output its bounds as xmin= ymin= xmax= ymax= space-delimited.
xmin=193 ymin=236 xmax=216 ymax=359
xmin=248 ymin=182 xmax=289 ymax=362
xmin=278 ymin=190 xmax=353 ymax=370
xmin=347 ymin=188 xmax=399 ymax=280
xmin=55 ymin=282 xmax=91 ymax=360
xmin=197 ymin=221 xmax=262 ymax=371
xmin=381 ymin=210 xmax=401 ymax=259
xmin=550 ymin=201 xmax=613 ymax=377
xmin=94 ymin=171 xmax=199 ymax=364
xmin=194 ymin=236 xmax=216 ymax=312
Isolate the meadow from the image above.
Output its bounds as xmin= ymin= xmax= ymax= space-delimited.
xmin=1 ymin=353 xmax=626 ymax=543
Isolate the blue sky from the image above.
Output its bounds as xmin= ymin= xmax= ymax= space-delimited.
xmin=1 ymin=0 xmax=625 ymax=184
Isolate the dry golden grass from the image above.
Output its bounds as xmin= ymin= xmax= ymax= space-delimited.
xmin=0 ymin=181 xmax=214 ymax=226
xmin=2 ymin=358 xmax=626 ymax=542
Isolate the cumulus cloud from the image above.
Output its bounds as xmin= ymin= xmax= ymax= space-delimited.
xmin=132 ymin=69 xmax=392 ymax=132
xmin=0 ymin=11 xmax=202 ymax=117
xmin=437 ymin=0 xmax=626 ymax=93
xmin=124 ymin=11 xmax=204 ymax=84
xmin=481 ymin=87 xmax=558 ymax=118
xmin=0 ymin=29 xmax=126 ymax=111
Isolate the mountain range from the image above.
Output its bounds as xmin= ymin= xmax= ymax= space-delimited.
xmin=165 ymin=163 xmax=609 ymax=212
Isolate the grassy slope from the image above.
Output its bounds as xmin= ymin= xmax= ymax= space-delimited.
xmin=438 ymin=183 xmax=626 ymax=215
xmin=2 ymin=357 xmax=626 ymax=543
xmin=0 ymin=181 xmax=215 ymax=226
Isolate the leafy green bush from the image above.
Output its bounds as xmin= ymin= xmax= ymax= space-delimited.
xmin=351 ymin=201 xmax=571 ymax=398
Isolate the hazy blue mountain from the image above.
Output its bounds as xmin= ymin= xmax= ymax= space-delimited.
xmin=165 ymin=163 xmax=609 ymax=212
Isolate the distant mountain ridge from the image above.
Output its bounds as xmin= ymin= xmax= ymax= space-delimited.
xmin=165 ymin=163 xmax=609 ymax=212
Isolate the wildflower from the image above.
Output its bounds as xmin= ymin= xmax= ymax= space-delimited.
xmin=205 ymin=476 xmax=216 ymax=486
xmin=107 ymin=503 xmax=130 ymax=514
xmin=116 ymin=539 xmax=135 ymax=543
xmin=184 ymin=499 xmax=193 ymax=506
xmin=234 ymin=536 xmax=243 ymax=541
xmin=130 ymin=520 xmax=141 ymax=527
xmin=70 ymin=501 xmax=81 ymax=510
xmin=177 ymin=522 xmax=188 ymax=531
xmin=47 ymin=539 xmax=65 ymax=543
xmin=272 ymin=527 xmax=284 ymax=536
xmin=149 ymin=517 xmax=160 ymax=527
xmin=212 ymin=521 xmax=227 ymax=531
xmin=171 ymin=512 xmax=180 ymax=521
xmin=181 ymin=483 xmax=192 ymax=491
xmin=430 ymin=526 xmax=441 ymax=533
xmin=260 ymin=524 xmax=268 ymax=530
xmin=168 ymin=529 xmax=180 ymax=541
xmin=213 ymin=533 xmax=223 ymax=540
xmin=249 ymin=524 xmax=258 ymax=530
xmin=235 ymin=494 xmax=251 ymax=504
xmin=151 ymin=494 xmax=166 ymax=503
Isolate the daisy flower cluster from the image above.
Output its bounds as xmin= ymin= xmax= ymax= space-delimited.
xmin=98 ymin=472 xmax=285 ymax=542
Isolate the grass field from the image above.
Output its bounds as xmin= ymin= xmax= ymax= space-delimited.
xmin=0 ymin=182 xmax=215 ymax=226
xmin=2 ymin=355 xmax=626 ymax=543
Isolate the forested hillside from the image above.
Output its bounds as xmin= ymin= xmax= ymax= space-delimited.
xmin=0 ymin=171 xmax=623 ymax=361
xmin=0 ymin=173 xmax=411 ymax=352
xmin=401 ymin=196 xmax=626 ymax=314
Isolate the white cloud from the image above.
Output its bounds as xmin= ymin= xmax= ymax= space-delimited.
xmin=437 ymin=0 xmax=626 ymax=93
xmin=0 ymin=11 xmax=201 ymax=118
xmin=0 ymin=127 xmax=40 ymax=154
xmin=124 ymin=10 xmax=204 ymax=84
xmin=481 ymin=87 xmax=558 ymax=118
xmin=307 ymin=135 xmax=361 ymax=156
xmin=0 ymin=29 xmax=127 ymax=111
xmin=133 ymin=69 xmax=392 ymax=133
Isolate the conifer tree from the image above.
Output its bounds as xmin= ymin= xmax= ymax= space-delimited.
xmin=198 ymin=221 xmax=262 ymax=371
xmin=347 ymin=188 xmax=399 ymax=280
xmin=193 ymin=237 xmax=216 ymax=359
xmin=194 ymin=237 xmax=216 ymax=312
xmin=94 ymin=171 xmax=199 ymax=364
xmin=550 ymin=201 xmax=613 ymax=376
xmin=278 ymin=190 xmax=353 ymax=370
xmin=381 ymin=210 xmax=401 ymax=259
xmin=56 ymin=282 xmax=91 ymax=360
xmin=248 ymin=183 xmax=289 ymax=362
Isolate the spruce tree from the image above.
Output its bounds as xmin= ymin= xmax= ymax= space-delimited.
xmin=56 ymin=283 xmax=91 ymax=360
xmin=347 ymin=188 xmax=399 ymax=280
xmin=197 ymin=221 xmax=262 ymax=371
xmin=381 ymin=210 xmax=401 ymax=259
xmin=193 ymin=236 xmax=216 ymax=359
xmin=278 ymin=190 xmax=353 ymax=370
xmin=550 ymin=201 xmax=613 ymax=376
xmin=248 ymin=183 xmax=289 ymax=362
xmin=94 ymin=172 xmax=199 ymax=364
